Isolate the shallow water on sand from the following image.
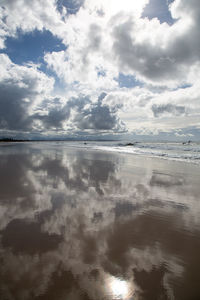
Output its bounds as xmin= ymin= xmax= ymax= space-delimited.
xmin=0 ymin=142 xmax=200 ymax=300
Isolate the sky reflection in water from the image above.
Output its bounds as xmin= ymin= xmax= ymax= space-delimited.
xmin=0 ymin=142 xmax=200 ymax=300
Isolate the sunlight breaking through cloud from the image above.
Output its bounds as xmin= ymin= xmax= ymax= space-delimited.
xmin=108 ymin=276 xmax=134 ymax=300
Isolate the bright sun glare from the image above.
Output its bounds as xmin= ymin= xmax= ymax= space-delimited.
xmin=109 ymin=277 xmax=129 ymax=299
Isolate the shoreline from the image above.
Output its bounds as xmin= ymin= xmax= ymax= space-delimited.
xmin=1 ymin=140 xmax=200 ymax=166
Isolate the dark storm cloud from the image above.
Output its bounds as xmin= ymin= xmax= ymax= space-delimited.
xmin=73 ymin=93 xmax=124 ymax=131
xmin=74 ymin=105 xmax=118 ymax=130
xmin=152 ymin=103 xmax=186 ymax=117
xmin=34 ymin=93 xmax=124 ymax=132
xmin=34 ymin=104 xmax=71 ymax=129
xmin=0 ymin=53 xmax=56 ymax=134
xmin=0 ymin=60 xmax=123 ymax=134
xmin=35 ymin=95 xmax=90 ymax=129
xmin=0 ymin=80 xmax=33 ymax=131
xmin=32 ymin=96 xmax=89 ymax=129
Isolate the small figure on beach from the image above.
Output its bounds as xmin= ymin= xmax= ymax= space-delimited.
xmin=182 ymin=140 xmax=191 ymax=145
xmin=125 ymin=142 xmax=138 ymax=146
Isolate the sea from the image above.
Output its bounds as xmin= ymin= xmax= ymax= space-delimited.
xmin=49 ymin=140 xmax=200 ymax=165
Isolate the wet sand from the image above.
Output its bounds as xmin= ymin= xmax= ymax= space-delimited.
xmin=0 ymin=142 xmax=200 ymax=300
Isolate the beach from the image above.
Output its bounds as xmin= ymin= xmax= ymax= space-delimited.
xmin=0 ymin=142 xmax=200 ymax=300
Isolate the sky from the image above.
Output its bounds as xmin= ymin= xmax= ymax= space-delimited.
xmin=0 ymin=0 xmax=200 ymax=141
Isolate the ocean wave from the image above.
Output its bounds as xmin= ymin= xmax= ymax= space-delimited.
xmin=62 ymin=141 xmax=200 ymax=165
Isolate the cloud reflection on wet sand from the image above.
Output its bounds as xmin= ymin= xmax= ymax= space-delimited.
xmin=0 ymin=143 xmax=200 ymax=299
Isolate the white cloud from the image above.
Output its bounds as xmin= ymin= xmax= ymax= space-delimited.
xmin=0 ymin=0 xmax=66 ymax=47
xmin=1 ymin=0 xmax=200 ymax=138
xmin=84 ymin=0 xmax=148 ymax=18
xmin=41 ymin=0 xmax=200 ymax=91
xmin=0 ymin=54 xmax=125 ymax=135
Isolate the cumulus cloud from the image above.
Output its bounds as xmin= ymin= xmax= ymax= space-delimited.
xmin=109 ymin=0 xmax=200 ymax=86
xmin=0 ymin=0 xmax=66 ymax=48
xmin=0 ymin=54 xmax=125 ymax=135
xmin=1 ymin=0 xmax=200 ymax=88
xmin=34 ymin=93 xmax=125 ymax=133
xmin=34 ymin=99 xmax=71 ymax=129
xmin=74 ymin=105 xmax=118 ymax=130
xmin=73 ymin=93 xmax=125 ymax=131
xmin=0 ymin=54 xmax=54 ymax=132
xmin=1 ymin=0 xmax=200 ymax=138
xmin=41 ymin=0 xmax=200 ymax=90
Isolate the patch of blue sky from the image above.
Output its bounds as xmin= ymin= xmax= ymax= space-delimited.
xmin=1 ymin=29 xmax=66 ymax=65
xmin=142 ymin=0 xmax=175 ymax=25
xmin=116 ymin=73 xmax=143 ymax=88
xmin=38 ymin=61 xmax=69 ymax=95
xmin=171 ymin=83 xmax=192 ymax=92
xmin=57 ymin=0 xmax=84 ymax=15
xmin=179 ymin=83 xmax=192 ymax=89
xmin=97 ymin=70 xmax=106 ymax=77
